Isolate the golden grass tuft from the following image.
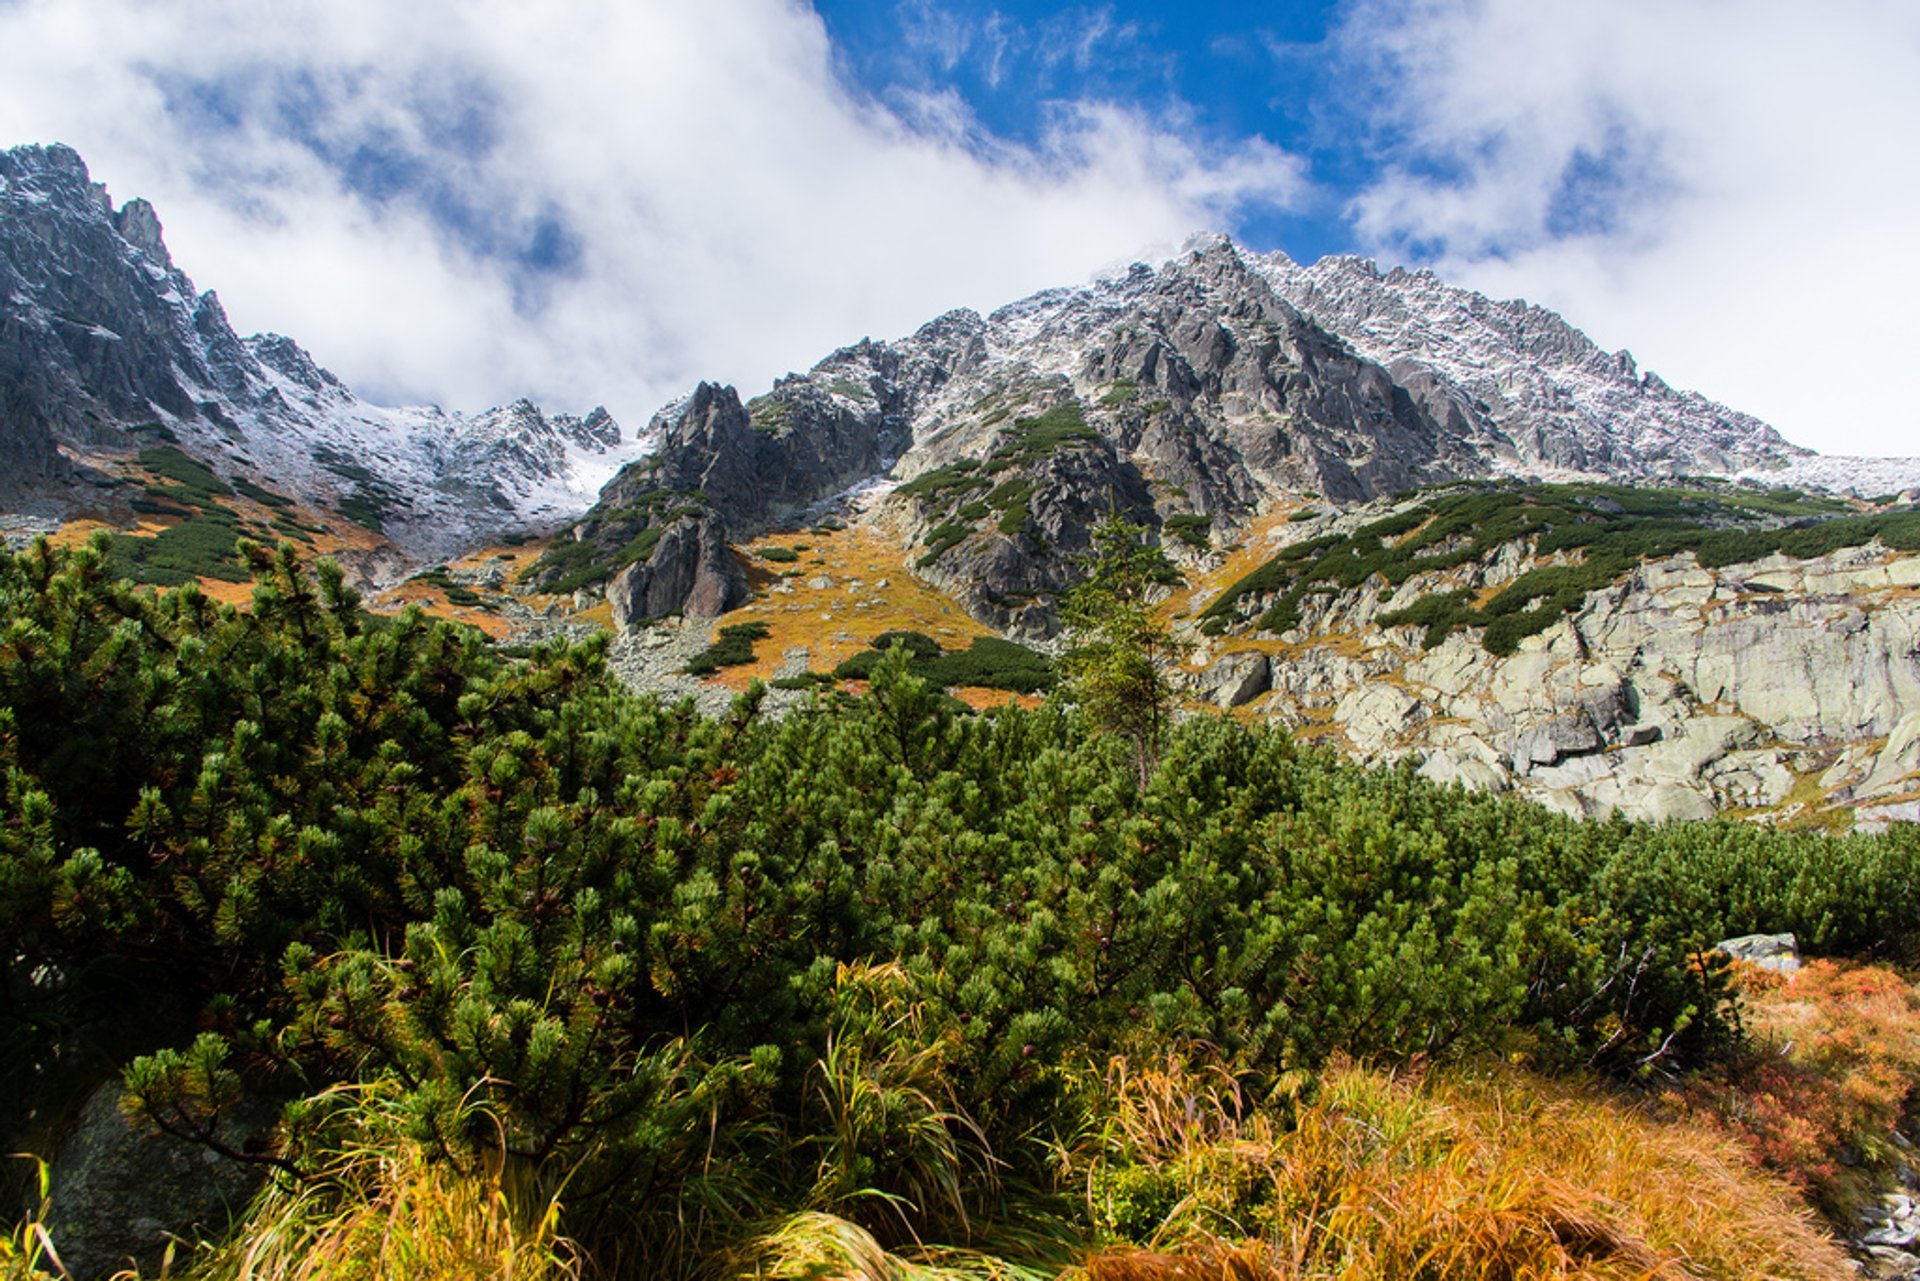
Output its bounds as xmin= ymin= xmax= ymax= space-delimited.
xmin=2 ymin=1157 xmax=69 ymax=1281
xmin=722 ymin=1211 xmax=1048 ymax=1280
xmin=158 ymin=1088 xmax=578 ymax=1281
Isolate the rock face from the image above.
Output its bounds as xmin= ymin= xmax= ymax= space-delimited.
xmin=1182 ymin=509 xmax=1920 ymax=827
xmin=0 ymin=143 xmax=645 ymax=560
xmin=605 ymin=511 xmax=749 ymax=622
xmin=1255 ymin=250 xmax=1806 ymax=478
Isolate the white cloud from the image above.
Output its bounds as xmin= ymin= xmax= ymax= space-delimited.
xmin=1335 ymin=0 xmax=1920 ymax=456
xmin=0 ymin=0 xmax=1303 ymax=428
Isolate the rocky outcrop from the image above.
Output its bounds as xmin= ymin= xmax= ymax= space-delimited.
xmin=1256 ymin=250 xmax=1805 ymax=478
xmin=1715 ymin=933 xmax=1802 ymax=974
xmin=45 ymin=1083 xmax=271 ymax=1281
xmin=1184 ymin=529 xmax=1920 ymax=828
xmin=606 ymin=512 xmax=749 ymax=624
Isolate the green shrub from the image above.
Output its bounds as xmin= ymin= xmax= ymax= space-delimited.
xmin=831 ymin=631 xmax=1055 ymax=692
xmin=103 ymin=507 xmax=249 ymax=585
xmin=898 ymin=462 xmax=985 ymax=500
xmin=136 ymin=446 xmax=231 ymax=502
xmin=924 ymin=636 xmax=1056 ymax=692
xmin=986 ymin=402 xmax=1097 ymax=470
xmin=685 ymin=621 xmax=772 ymax=675
xmin=231 ymin=476 xmax=295 ymax=509
xmin=1163 ymin=513 xmax=1212 ymax=548
xmin=916 ymin=522 xmax=972 ymax=568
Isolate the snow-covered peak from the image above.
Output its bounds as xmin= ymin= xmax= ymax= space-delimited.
xmin=0 ymin=141 xmax=654 ymax=564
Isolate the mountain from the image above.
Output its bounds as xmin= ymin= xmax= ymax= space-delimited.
xmin=532 ymin=234 xmax=1847 ymax=631
xmin=0 ymin=143 xmax=647 ymax=560
xmin=9 ymin=141 xmax=1920 ymax=828
xmin=513 ymin=235 xmax=1920 ymax=830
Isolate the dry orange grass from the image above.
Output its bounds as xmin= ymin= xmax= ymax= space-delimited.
xmin=695 ymin=522 xmax=995 ymax=691
xmin=1065 ymin=1056 xmax=1852 ymax=1281
xmin=1157 ymin=505 xmax=1317 ymax=625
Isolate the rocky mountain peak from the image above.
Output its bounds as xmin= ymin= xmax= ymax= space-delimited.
xmin=1253 ymin=247 xmax=1803 ymax=477
xmin=111 ymin=196 xmax=170 ymax=267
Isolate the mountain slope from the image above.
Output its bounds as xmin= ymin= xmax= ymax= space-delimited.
xmin=0 ymin=143 xmax=646 ymax=561
xmin=1174 ymin=481 xmax=1920 ymax=828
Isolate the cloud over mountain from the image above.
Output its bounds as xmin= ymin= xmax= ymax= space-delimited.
xmin=0 ymin=0 xmax=1302 ymax=423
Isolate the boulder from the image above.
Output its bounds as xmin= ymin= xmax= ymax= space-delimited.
xmin=1714 ymin=932 xmax=1801 ymax=974
xmin=1202 ymin=651 xmax=1271 ymax=708
xmin=1508 ymin=713 xmax=1602 ymax=771
xmin=45 ymin=1083 xmax=273 ymax=1280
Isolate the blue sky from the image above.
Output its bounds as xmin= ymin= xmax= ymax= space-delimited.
xmin=1 ymin=0 xmax=1916 ymax=455
xmin=814 ymin=1 xmax=1353 ymax=258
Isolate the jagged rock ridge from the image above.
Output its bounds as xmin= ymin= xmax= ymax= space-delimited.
xmin=1252 ymin=250 xmax=1804 ymax=477
xmin=0 ymin=143 xmax=647 ymax=560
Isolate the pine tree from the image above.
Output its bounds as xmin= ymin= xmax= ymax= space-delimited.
xmin=1059 ymin=515 xmax=1180 ymax=788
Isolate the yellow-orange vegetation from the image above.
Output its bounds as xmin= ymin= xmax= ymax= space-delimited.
xmin=1157 ymin=505 xmax=1317 ymax=627
xmin=164 ymin=1091 xmax=581 ymax=1281
xmin=1675 ymin=959 xmax=1920 ymax=1219
xmin=695 ymin=521 xmax=996 ymax=691
xmin=1063 ymin=1054 xmax=1851 ymax=1281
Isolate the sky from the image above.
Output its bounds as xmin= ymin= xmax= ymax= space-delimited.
xmin=0 ymin=0 xmax=1915 ymax=456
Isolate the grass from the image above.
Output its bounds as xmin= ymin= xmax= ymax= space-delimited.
xmin=1677 ymin=959 xmax=1920 ymax=1222
xmin=159 ymin=1084 xmax=580 ymax=1281
xmin=690 ymin=523 xmax=999 ymax=694
xmin=1 ymin=1158 xmax=66 ymax=1280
